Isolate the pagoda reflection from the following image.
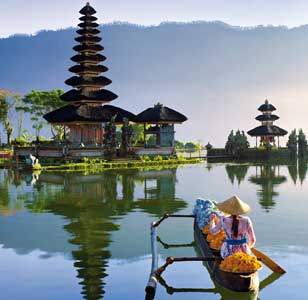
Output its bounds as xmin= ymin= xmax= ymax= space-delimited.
xmin=13 ymin=167 xmax=184 ymax=300
xmin=249 ymin=164 xmax=287 ymax=211
xmin=34 ymin=170 xmax=137 ymax=300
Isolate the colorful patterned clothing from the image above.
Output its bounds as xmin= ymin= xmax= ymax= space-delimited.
xmin=210 ymin=216 xmax=256 ymax=259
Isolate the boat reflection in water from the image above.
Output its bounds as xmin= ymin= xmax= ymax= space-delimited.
xmin=12 ymin=167 xmax=185 ymax=300
xmin=157 ymin=235 xmax=282 ymax=300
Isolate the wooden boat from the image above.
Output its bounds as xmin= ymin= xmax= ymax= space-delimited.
xmin=193 ymin=219 xmax=260 ymax=292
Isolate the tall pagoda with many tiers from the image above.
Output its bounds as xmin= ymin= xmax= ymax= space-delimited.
xmin=247 ymin=99 xmax=288 ymax=147
xmin=44 ymin=3 xmax=134 ymax=145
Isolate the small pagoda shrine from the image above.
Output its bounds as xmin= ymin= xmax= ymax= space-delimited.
xmin=247 ymin=99 xmax=288 ymax=147
xmin=44 ymin=3 xmax=134 ymax=145
xmin=134 ymin=103 xmax=187 ymax=154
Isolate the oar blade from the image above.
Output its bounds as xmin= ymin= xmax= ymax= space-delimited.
xmin=251 ymin=247 xmax=286 ymax=274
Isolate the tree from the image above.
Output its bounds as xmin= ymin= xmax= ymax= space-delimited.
xmin=185 ymin=142 xmax=196 ymax=152
xmin=0 ymin=91 xmax=20 ymax=145
xmin=103 ymin=116 xmax=117 ymax=159
xmin=225 ymin=130 xmax=249 ymax=157
xmin=17 ymin=89 xmax=64 ymax=142
xmin=205 ymin=142 xmax=213 ymax=151
xmin=287 ymin=129 xmax=297 ymax=155
xmin=175 ymin=140 xmax=185 ymax=149
xmin=225 ymin=130 xmax=235 ymax=156
xmin=131 ymin=124 xmax=144 ymax=146
xmin=298 ymin=129 xmax=307 ymax=156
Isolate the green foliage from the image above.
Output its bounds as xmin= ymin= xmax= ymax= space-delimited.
xmin=287 ymin=129 xmax=297 ymax=154
xmin=153 ymin=155 xmax=163 ymax=161
xmin=185 ymin=142 xmax=197 ymax=152
xmin=225 ymin=130 xmax=249 ymax=157
xmin=132 ymin=124 xmax=144 ymax=146
xmin=147 ymin=135 xmax=157 ymax=147
xmin=298 ymin=129 xmax=307 ymax=156
xmin=0 ymin=92 xmax=20 ymax=145
xmin=17 ymin=89 xmax=64 ymax=141
xmin=175 ymin=140 xmax=185 ymax=149
xmin=205 ymin=142 xmax=213 ymax=151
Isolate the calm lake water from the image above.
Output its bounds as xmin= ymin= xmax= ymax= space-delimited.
xmin=0 ymin=160 xmax=307 ymax=300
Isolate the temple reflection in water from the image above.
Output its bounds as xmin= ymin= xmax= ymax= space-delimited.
xmin=249 ymin=164 xmax=287 ymax=212
xmin=1 ymin=167 xmax=184 ymax=300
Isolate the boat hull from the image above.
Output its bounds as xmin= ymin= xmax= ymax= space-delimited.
xmin=194 ymin=220 xmax=259 ymax=292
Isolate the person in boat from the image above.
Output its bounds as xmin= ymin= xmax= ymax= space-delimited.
xmin=209 ymin=195 xmax=256 ymax=259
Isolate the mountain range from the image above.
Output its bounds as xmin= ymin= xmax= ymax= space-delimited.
xmin=1 ymin=21 xmax=308 ymax=146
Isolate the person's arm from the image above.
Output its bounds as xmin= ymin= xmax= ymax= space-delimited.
xmin=209 ymin=215 xmax=222 ymax=234
xmin=247 ymin=218 xmax=256 ymax=247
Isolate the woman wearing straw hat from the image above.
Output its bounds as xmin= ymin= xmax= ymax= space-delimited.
xmin=209 ymin=195 xmax=256 ymax=259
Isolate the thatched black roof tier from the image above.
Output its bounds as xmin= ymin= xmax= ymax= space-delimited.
xmin=68 ymin=65 xmax=108 ymax=74
xmin=78 ymin=22 xmax=99 ymax=28
xmin=73 ymin=44 xmax=103 ymax=53
xmin=255 ymin=114 xmax=279 ymax=122
xmin=134 ymin=104 xmax=188 ymax=124
xmin=74 ymin=36 xmax=102 ymax=44
xmin=71 ymin=54 xmax=106 ymax=63
xmin=76 ymin=28 xmax=100 ymax=35
xmin=258 ymin=100 xmax=276 ymax=112
xmin=79 ymin=15 xmax=97 ymax=22
xmin=79 ymin=3 xmax=96 ymax=15
xmin=60 ymin=89 xmax=118 ymax=103
xmin=247 ymin=125 xmax=288 ymax=137
xmin=44 ymin=104 xmax=135 ymax=124
xmin=65 ymin=76 xmax=112 ymax=87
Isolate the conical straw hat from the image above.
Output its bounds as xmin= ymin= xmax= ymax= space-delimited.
xmin=216 ymin=195 xmax=251 ymax=215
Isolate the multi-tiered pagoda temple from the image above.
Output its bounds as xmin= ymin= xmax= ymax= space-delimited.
xmin=247 ymin=99 xmax=288 ymax=147
xmin=44 ymin=3 xmax=134 ymax=145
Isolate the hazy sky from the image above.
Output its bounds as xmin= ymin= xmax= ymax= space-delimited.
xmin=2 ymin=0 xmax=308 ymax=37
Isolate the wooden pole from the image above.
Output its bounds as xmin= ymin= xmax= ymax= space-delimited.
xmin=145 ymin=214 xmax=195 ymax=299
xmin=155 ymin=256 xmax=217 ymax=277
xmin=153 ymin=213 xmax=195 ymax=228
xmin=145 ymin=222 xmax=159 ymax=300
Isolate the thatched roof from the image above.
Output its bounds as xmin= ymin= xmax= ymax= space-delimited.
xmin=79 ymin=3 xmax=96 ymax=15
xmin=60 ymin=89 xmax=118 ymax=102
xmin=258 ymin=100 xmax=276 ymax=112
xmin=71 ymin=54 xmax=106 ymax=63
xmin=79 ymin=16 xmax=97 ymax=22
xmin=78 ymin=22 xmax=99 ymax=28
xmin=68 ymin=65 xmax=108 ymax=74
xmin=255 ymin=114 xmax=279 ymax=122
xmin=134 ymin=104 xmax=188 ymax=124
xmin=44 ymin=104 xmax=135 ymax=124
xmin=247 ymin=125 xmax=288 ymax=137
xmin=73 ymin=44 xmax=103 ymax=53
xmin=75 ymin=36 xmax=102 ymax=44
xmin=76 ymin=28 xmax=100 ymax=35
xmin=65 ymin=76 xmax=112 ymax=87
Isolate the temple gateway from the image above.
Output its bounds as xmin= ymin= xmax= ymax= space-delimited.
xmin=247 ymin=99 xmax=288 ymax=147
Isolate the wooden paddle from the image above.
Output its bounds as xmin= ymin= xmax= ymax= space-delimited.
xmin=251 ymin=247 xmax=286 ymax=274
